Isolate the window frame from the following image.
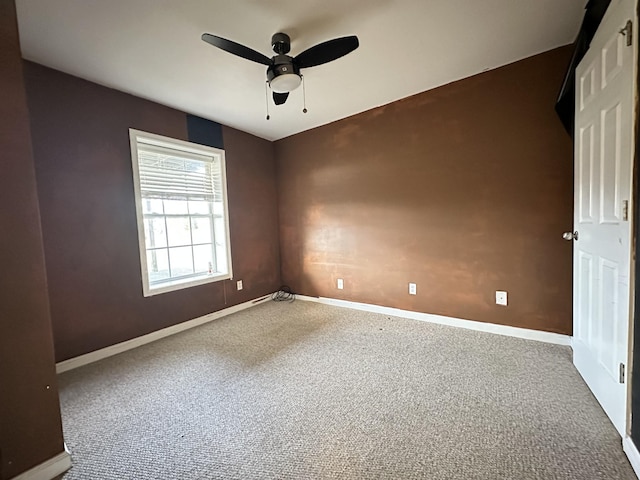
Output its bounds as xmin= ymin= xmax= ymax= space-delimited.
xmin=129 ymin=128 xmax=233 ymax=297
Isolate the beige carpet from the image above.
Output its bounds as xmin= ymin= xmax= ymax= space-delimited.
xmin=58 ymin=301 xmax=636 ymax=479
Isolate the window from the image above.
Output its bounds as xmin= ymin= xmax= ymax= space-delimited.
xmin=129 ymin=129 xmax=232 ymax=296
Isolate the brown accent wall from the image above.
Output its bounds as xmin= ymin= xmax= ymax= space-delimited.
xmin=23 ymin=62 xmax=281 ymax=362
xmin=223 ymin=126 xmax=281 ymax=303
xmin=275 ymin=46 xmax=574 ymax=335
xmin=0 ymin=2 xmax=65 ymax=478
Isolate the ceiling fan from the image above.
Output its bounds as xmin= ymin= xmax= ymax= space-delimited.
xmin=201 ymin=32 xmax=359 ymax=106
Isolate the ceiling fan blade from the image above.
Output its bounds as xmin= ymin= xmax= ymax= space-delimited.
xmin=294 ymin=36 xmax=359 ymax=69
xmin=273 ymin=92 xmax=289 ymax=105
xmin=202 ymin=33 xmax=271 ymax=66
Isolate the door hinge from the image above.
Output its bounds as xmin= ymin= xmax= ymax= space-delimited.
xmin=623 ymin=200 xmax=629 ymax=221
xmin=620 ymin=363 xmax=626 ymax=383
xmin=620 ymin=20 xmax=633 ymax=46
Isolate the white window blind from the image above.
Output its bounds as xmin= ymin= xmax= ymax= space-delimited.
xmin=137 ymin=142 xmax=223 ymax=202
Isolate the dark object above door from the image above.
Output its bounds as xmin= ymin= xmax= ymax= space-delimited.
xmin=555 ymin=0 xmax=611 ymax=136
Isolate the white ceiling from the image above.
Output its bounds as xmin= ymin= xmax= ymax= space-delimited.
xmin=16 ymin=0 xmax=586 ymax=141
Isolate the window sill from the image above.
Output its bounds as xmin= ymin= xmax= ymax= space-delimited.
xmin=143 ymin=272 xmax=231 ymax=297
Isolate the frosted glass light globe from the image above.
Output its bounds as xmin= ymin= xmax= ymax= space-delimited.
xmin=270 ymin=73 xmax=301 ymax=93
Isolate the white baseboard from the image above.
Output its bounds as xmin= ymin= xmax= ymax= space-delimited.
xmin=11 ymin=444 xmax=71 ymax=480
xmin=624 ymin=436 xmax=640 ymax=479
xmin=56 ymin=292 xmax=570 ymax=374
xmin=56 ymin=295 xmax=271 ymax=373
xmin=297 ymin=295 xmax=571 ymax=346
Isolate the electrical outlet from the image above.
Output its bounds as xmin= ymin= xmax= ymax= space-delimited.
xmin=496 ymin=290 xmax=507 ymax=306
xmin=236 ymin=280 xmax=243 ymax=291
xmin=337 ymin=278 xmax=344 ymax=290
xmin=409 ymin=283 xmax=417 ymax=295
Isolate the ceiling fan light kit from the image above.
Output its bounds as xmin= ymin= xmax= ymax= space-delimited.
xmin=269 ymin=73 xmax=301 ymax=93
xmin=201 ymin=31 xmax=359 ymax=109
xmin=267 ymin=63 xmax=301 ymax=93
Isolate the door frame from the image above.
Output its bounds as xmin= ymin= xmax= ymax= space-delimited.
xmin=628 ymin=0 xmax=640 ymax=439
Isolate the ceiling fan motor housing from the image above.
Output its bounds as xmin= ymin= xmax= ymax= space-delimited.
xmin=267 ymin=54 xmax=301 ymax=93
xmin=271 ymin=32 xmax=291 ymax=54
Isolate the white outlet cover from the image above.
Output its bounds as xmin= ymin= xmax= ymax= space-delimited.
xmin=237 ymin=280 xmax=243 ymax=291
xmin=496 ymin=291 xmax=507 ymax=306
xmin=337 ymin=279 xmax=344 ymax=289
xmin=409 ymin=283 xmax=417 ymax=295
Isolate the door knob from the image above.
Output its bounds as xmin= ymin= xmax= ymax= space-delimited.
xmin=563 ymin=231 xmax=578 ymax=241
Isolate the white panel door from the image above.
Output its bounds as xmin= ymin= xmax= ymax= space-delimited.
xmin=573 ymin=0 xmax=635 ymax=436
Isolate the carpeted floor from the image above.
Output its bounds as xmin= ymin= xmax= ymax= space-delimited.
xmin=58 ymin=301 xmax=636 ymax=479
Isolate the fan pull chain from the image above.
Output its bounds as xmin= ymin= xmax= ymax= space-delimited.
xmin=264 ymin=81 xmax=271 ymax=120
xmin=302 ymin=75 xmax=308 ymax=114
